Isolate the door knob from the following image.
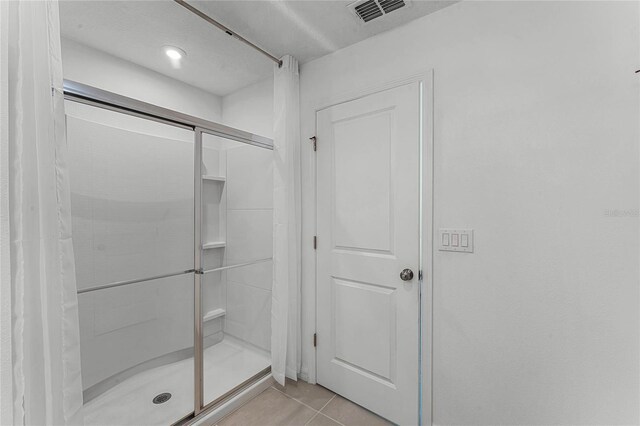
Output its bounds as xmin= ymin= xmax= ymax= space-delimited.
xmin=400 ymin=268 xmax=414 ymax=281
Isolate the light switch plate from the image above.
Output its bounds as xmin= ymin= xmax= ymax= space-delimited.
xmin=438 ymin=229 xmax=473 ymax=253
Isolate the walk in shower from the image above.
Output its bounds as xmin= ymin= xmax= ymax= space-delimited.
xmin=66 ymin=81 xmax=273 ymax=425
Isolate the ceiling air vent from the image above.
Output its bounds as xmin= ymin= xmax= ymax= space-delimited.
xmin=354 ymin=0 xmax=383 ymax=22
xmin=349 ymin=0 xmax=410 ymax=23
xmin=379 ymin=0 xmax=405 ymax=14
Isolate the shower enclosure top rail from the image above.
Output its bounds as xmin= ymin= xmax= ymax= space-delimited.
xmin=62 ymin=80 xmax=274 ymax=150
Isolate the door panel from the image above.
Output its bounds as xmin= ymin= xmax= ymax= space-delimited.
xmin=332 ymin=277 xmax=396 ymax=382
xmin=316 ymin=82 xmax=420 ymax=425
xmin=333 ymin=108 xmax=394 ymax=253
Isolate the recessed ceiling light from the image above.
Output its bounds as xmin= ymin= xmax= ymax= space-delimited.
xmin=163 ymin=46 xmax=186 ymax=60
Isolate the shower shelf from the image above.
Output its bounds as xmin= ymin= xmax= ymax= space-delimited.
xmin=202 ymin=241 xmax=226 ymax=249
xmin=202 ymin=175 xmax=226 ymax=182
xmin=203 ymin=308 xmax=226 ymax=322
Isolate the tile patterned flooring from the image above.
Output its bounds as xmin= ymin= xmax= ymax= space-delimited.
xmin=212 ymin=379 xmax=393 ymax=426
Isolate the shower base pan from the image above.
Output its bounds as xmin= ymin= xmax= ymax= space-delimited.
xmin=81 ymin=336 xmax=270 ymax=426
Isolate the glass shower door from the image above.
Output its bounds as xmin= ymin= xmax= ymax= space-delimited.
xmin=197 ymin=131 xmax=273 ymax=410
xmin=67 ymin=101 xmax=196 ymax=425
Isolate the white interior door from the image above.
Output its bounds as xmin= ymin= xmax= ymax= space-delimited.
xmin=316 ymin=82 xmax=421 ymax=425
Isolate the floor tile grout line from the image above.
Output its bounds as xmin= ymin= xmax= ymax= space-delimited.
xmin=315 ymin=394 xmax=349 ymax=426
xmin=271 ymin=387 xmax=348 ymax=426
xmin=304 ymin=411 xmax=321 ymax=426
xmin=318 ymin=412 xmax=348 ymax=426
xmin=270 ymin=385 xmax=334 ymax=415
xmin=270 ymin=385 xmax=320 ymax=413
xmin=317 ymin=394 xmax=336 ymax=413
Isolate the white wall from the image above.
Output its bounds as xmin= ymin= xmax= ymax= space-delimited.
xmin=222 ymin=77 xmax=274 ymax=138
xmin=62 ymin=38 xmax=276 ymax=139
xmin=299 ymin=1 xmax=639 ymax=425
xmin=62 ymin=38 xmax=223 ymax=122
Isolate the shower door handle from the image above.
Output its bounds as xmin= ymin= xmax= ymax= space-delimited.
xmin=400 ymin=268 xmax=414 ymax=281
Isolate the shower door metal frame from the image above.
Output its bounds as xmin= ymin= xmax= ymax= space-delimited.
xmin=194 ymin=126 xmax=277 ymax=417
xmin=194 ymin=129 xmax=204 ymax=415
xmin=64 ymin=80 xmax=274 ymax=422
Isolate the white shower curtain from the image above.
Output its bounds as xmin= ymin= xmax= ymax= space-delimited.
xmin=0 ymin=0 xmax=84 ymax=424
xmin=272 ymin=55 xmax=301 ymax=386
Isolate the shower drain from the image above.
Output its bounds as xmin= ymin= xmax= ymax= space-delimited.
xmin=153 ymin=393 xmax=172 ymax=404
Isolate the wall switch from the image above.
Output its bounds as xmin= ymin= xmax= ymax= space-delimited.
xmin=438 ymin=229 xmax=473 ymax=252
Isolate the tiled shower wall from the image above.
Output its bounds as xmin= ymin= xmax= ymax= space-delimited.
xmin=224 ymin=145 xmax=273 ymax=352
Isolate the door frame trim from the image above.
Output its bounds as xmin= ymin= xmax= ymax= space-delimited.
xmin=307 ymin=70 xmax=434 ymax=426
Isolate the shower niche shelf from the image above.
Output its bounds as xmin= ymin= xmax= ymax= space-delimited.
xmin=202 ymin=161 xmax=225 ymax=256
xmin=202 ymin=175 xmax=226 ymax=182
xmin=203 ymin=308 xmax=226 ymax=322
xmin=202 ymin=241 xmax=226 ymax=250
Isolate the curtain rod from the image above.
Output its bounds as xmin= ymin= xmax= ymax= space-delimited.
xmin=174 ymin=0 xmax=283 ymax=68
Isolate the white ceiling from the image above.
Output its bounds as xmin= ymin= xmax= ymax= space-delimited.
xmin=60 ymin=0 xmax=457 ymax=96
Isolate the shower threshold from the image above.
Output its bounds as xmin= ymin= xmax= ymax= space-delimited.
xmin=81 ymin=336 xmax=270 ymax=426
